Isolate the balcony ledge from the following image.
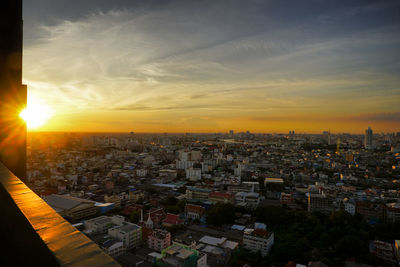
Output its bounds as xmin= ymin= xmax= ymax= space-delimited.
xmin=0 ymin=161 xmax=120 ymax=266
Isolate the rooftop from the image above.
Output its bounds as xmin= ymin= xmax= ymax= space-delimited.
xmin=44 ymin=194 xmax=95 ymax=211
xmin=117 ymin=223 xmax=140 ymax=233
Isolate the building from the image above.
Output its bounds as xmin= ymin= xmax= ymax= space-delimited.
xmin=128 ymin=188 xmax=144 ymax=203
xmin=197 ymin=236 xmax=238 ymax=266
xmin=386 ymin=203 xmax=400 ymax=223
xmin=186 ymin=167 xmax=202 ymax=181
xmin=84 ymin=215 xmax=125 ymax=233
xmin=148 ymin=229 xmax=171 ymax=252
xmin=235 ymin=192 xmax=261 ymax=209
xmin=280 ymin=192 xmax=297 ymax=209
xmin=104 ymin=194 xmax=121 ymax=208
xmin=179 ymin=150 xmax=202 ymax=161
xmin=43 ymin=194 xmax=98 ymax=220
xmin=96 ymin=203 xmax=115 ymax=214
xmin=243 ymin=223 xmax=274 ymax=257
xmin=227 ymin=183 xmax=256 ymax=194
xmin=356 ymin=201 xmax=384 ymax=222
xmin=159 ymin=169 xmax=178 ymax=180
xmin=157 ymin=242 xmax=206 ymax=267
xmin=234 ymin=163 xmax=245 ymax=177
xmin=365 ymin=126 xmax=374 ymax=149
xmin=144 ymin=207 xmax=167 ymax=229
xmin=162 ymin=213 xmax=184 ymax=227
xmin=108 ymin=222 xmax=142 ymax=250
xmin=307 ymin=194 xmax=333 ymax=214
xmin=185 ymin=204 xmax=205 ymax=220
xmin=343 ymin=200 xmax=356 ymax=216
xmin=176 ymin=160 xmax=195 ymax=170
xmin=136 ymin=169 xmax=147 ymax=177
xmin=208 ymin=191 xmax=234 ymax=204
xmin=186 ymin=187 xmax=211 ymax=201
xmin=370 ymin=240 xmax=397 ymax=264
xmin=102 ymin=239 xmax=125 ymax=257
xmin=264 ymin=178 xmax=284 ymax=186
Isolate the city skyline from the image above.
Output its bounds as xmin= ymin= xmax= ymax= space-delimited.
xmin=22 ymin=0 xmax=400 ymax=133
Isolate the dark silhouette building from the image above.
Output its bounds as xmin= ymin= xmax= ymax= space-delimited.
xmin=0 ymin=0 xmax=26 ymax=179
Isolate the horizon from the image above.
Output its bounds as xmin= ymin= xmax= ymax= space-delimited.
xmin=26 ymin=129 xmax=390 ymax=135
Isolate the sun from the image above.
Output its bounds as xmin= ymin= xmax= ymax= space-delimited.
xmin=19 ymin=96 xmax=53 ymax=129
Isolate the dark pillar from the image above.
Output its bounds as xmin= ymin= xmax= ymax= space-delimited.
xmin=0 ymin=0 xmax=27 ymax=179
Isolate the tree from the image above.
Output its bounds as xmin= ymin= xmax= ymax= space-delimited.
xmin=163 ymin=196 xmax=178 ymax=206
xmin=130 ymin=211 xmax=141 ymax=224
xmin=206 ymin=203 xmax=236 ymax=226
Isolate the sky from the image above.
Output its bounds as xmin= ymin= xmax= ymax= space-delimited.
xmin=22 ymin=0 xmax=400 ymax=133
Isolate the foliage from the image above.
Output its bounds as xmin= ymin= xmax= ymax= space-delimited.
xmin=176 ymin=186 xmax=187 ymax=194
xmin=165 ymin=224 xmax=185 ymax=235
xmin=163 ymin=196 xmax=178 ymax=206
xmin=130 ymin=210 xmax=141 ymax=224
xmin=206 ymin=203 xmax=236 ymax=226
xmin=165 ymin=199 xmax=187 ymax=214
xmin=243 ymin=206 xmax=395 ymax=266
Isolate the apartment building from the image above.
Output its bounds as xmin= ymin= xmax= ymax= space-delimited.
xmin=148 ymin=229 xmax=171 ymax=252
xmin=243 ymin=223 xmax=274 ymax=257
xmin=108 ymin=222 xmax=142 ymax=250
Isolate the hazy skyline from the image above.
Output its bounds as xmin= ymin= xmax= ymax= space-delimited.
xmin=22 ymin=0 xmax=400 ymax=133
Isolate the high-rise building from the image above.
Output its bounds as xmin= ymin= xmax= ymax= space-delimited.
xmin=365 ymin=126 xmax=374 ymax=149
xmin=322 ymin=131 xmax=331 ymax=145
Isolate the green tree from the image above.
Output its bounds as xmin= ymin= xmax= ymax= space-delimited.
xmin=206 ymin=203 xmax=236 ymax=226
xmin=130 ymin=211 xmax=141 ymax=224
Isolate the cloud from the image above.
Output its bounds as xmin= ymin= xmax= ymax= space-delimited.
xmin=351 ymin=112 xmax=400 ymax=122
xmin=22 ymin=0 xmax=400 ymax=132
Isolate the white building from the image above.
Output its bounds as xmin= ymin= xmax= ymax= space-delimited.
xmin=136 ymin=169 xmax=147 ymax=177
xmin=108 ymin=222 xmax=142 ymax=250
xmin=235 ymin=192 xmax=261 ymax=209
xmin=186 ymin=167 xmax=202 ymax=181
xmin=234 ymin=163 xmax=245 ymax=176
xmin=344 ymin=200 xmax=356 ymax=216
xmin=176 ymin=160 xmax=195 ymax=170
xmin=198 ymin=236 xmax=238 ymax=251
xmin=84 ymin=215 xmax=125 ymax=233
xmin=243 ymin=223 xmax=274 ymax=257
xmin=102 ymin=239 xmax=125 ymax=257
xmin=179 ymin=150 xmax=201 ymax=161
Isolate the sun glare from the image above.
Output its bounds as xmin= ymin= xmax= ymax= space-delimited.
xmin=19 ymin=97 xmax=53 ymax=129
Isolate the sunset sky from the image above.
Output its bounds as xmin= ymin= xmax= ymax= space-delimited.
xmin=22 ymin=0 xmax=400 ymax=133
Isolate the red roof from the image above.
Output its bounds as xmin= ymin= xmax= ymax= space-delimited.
xmin=146 ymin=207 xmax=166 ymax=223
xmin=185 ymin=204 xmax=205 ymax=214
xmin=122 ymin=204 xmax=143 ymax=216
xmin=209 ymin=191 xmax=234 ymax=199
xmin=253 ymin=229 xmax=268 ymax=238
xmin=163 ymin=213 xmax=184 ymax=225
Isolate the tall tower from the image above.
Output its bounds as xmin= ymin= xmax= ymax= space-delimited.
xmin=364 ymin=126 xmax=373 ymax=149
xmin=0 ymin=0 xmax=27 ymax=179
